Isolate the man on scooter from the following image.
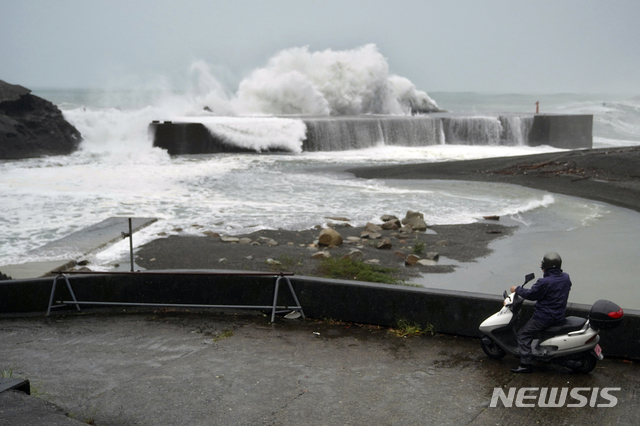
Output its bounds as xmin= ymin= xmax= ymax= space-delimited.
xmin=509 ymin=252 xmax=572 ymax=373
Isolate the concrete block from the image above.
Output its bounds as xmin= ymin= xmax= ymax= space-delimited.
xmin=0 ymin=378 xmax=30 ymax=395
xmin=529 ymin=114 xmax=593 ymax=149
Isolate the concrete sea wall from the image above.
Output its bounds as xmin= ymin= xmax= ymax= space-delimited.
xmin=528 ymin=114 xmax=594 ymax=149
xmin=1 ymin=271 xmax=637 ymax=360
xmin=150 ymin=114 xmax=593 ymax=155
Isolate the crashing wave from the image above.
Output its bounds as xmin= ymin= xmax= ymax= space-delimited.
xmin=191 ymin=44 xmax=441 ymax=116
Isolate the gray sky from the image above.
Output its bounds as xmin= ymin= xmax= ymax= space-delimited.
xmin=1 ymin=0 xmax=639 ymax=94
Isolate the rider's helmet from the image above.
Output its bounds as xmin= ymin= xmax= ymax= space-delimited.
xmin=541 ymin=252 xmax=562 ymax=270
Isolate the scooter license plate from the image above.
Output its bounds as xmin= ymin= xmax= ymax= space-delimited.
xmin=594 ymin=344 xmax=603 ymax=360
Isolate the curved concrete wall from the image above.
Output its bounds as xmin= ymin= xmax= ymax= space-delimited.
xmin=1 ymin=272 xmax=636 ymax=360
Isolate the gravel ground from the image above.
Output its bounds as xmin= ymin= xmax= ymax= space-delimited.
xmin=136 ymin=222 xmax=514 ymax=284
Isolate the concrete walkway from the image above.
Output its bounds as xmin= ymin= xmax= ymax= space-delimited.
xmin=0 ymin=310 xmax=638 ymax=425
xmin=0 ymin=217 xmax=156 ymax=280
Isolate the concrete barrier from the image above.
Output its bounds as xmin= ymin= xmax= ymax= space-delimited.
xmin=529 ymin=114 xmax=593 ymax=149
xmin=150 ymin=121 xmax=257 ymax=155
xmin=1 ymin=272 xmax=637 ymax=360
xmin=150 ymin=114 xmax=593 ymax=155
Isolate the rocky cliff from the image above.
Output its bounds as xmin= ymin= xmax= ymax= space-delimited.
xmin=0 ymin=79 xmax=81 ymax=159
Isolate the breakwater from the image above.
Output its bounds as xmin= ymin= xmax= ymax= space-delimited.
xmin=150 ymin=113 xmax=593 ymax=155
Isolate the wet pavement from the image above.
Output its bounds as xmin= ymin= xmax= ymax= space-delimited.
xmin=1 ymin=309 xmax=638 ymax=425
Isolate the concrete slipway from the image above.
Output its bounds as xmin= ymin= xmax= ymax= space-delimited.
xmin=0 ymin=217 xmax=157 ymax=280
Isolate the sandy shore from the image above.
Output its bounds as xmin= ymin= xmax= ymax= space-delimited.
xmin=136 ymin=146 xmax=640 ymax=283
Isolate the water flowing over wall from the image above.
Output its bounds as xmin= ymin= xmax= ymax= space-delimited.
xmin=440 ymin=115 xmax=534 ymax=146
xmin=302 ymin=116 xmax=444 ymax=151
xmin=501 ymin=116 xmax=534 ymax=146
xmin=151 ymin=113 xmax=592 ymax=154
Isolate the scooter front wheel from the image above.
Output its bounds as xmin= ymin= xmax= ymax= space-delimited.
xmin=481 ymin=336 xmax=507 ymax=360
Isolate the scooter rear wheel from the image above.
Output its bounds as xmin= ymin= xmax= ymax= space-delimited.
xmin=481 ymin=336 xmax=507 ymax=360
xmin=562 ymin=353 xmax=597 ymax=374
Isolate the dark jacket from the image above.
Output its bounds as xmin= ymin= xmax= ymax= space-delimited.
xmin=515 ymin=268 xmax=572 ymax=324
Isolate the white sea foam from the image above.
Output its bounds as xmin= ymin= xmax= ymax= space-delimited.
xmin=177 ymin=116 xmax=307 ymax=153
xmin=0 ymin=144 xmax=567 ymax=267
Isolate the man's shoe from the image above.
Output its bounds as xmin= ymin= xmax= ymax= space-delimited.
xmin=510 ymin=364 xmax=533 ymax=374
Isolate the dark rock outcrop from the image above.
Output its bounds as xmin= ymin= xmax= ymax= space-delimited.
xmin=0 ymin=79 xmax=81 ymax=159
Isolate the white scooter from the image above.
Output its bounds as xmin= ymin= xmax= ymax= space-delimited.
xmin=479 ymin=273 xmax=623 ymax=374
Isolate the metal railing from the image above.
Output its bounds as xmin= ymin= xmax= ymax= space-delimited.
xmin=47 ymin=270 xmax=304 ymax=323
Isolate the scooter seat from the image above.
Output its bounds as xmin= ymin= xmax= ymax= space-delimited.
xmin=543 ymin=316 xmax=586 ymax=335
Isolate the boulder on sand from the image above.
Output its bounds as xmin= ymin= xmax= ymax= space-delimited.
xmin=405 ymin=254 xmax=420 ymax=265
xmin=312 ymin=251 xmax=331 ymax=260
xmin=342 ymin=249 xmax=363 ymax=262
xmin=318 ymin=228 xmax=343 ymax=246
xmin=401 ymin=210 xmax=428 ymax=231
xmin=376 ymin=238 xmax=393 ymax=250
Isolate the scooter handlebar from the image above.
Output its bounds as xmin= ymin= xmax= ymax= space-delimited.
xmin=503 ymin=274 xmax=534 ymax=306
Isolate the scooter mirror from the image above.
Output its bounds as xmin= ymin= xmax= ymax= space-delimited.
xmin=524 ymin=273 xmax=535 ymax=284
xmin=503 ymin=290 xmax=508 ymax=299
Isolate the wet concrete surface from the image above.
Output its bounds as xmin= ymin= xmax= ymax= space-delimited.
xmin=1 ymin=310 xmax=639 ymax=425
xmin=0 ymin=217 xmax=157 ymax=280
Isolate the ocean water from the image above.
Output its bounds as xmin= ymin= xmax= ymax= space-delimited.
xmin=2 ymin=48 xmax=640 ymax=306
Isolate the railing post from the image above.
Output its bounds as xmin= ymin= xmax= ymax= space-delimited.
xmin=46 ymin=275 xmax=59 ymax=317
xmin=47 ymin=273 xmax=81 ymax=316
